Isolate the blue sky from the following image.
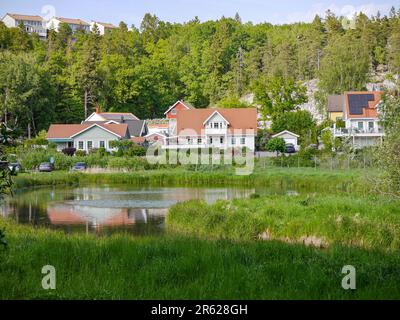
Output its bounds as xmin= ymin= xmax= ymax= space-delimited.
xmin=0 ymin=0 xmax=397 ymax=27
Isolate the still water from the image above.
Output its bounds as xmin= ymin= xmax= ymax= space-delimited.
xmin=0 ymin=185 xmax=281 ymax=236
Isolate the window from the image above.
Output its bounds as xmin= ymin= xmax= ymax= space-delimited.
xmin=231 ymin=137 xmax=236 ymax=145
xmin=99 ymin=141 xmax=105 ymax=148
xmin=171 ymin=108 xmax=177 ymax=115
xmin=197 ymin=138 xmax=202 ymax=144
xmin=241 ymin=137 xmax=246 ymax=145
xmin=357 ymin=122 xmax=363 ymax=130
xmin=187 ymin=138 xmax=192 ymax=145
xmin=213 ymin=122 xmax=219 ymax=129
xmin=87 ymin=141 xmax=93 ymax=150
xmin=78 ymin=141 xmax=84 ymax=150
xmin=209 ymin=137 xmax=213 ymax=144
xmin=368 ymin=122 xmax=374 ymax=131
xmin=220 ymin=137 xmax=224 ymax=144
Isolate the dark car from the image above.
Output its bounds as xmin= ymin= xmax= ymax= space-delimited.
xmin=72 ymin=162 xmax=87 ymax=171
xmin=285 ymin=144 xmax=296 ymax=154
xmin=38 ymin=162 xmax=54 ymax=172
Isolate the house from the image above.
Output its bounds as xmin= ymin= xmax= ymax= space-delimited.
xmin=83 ymin=107 xmax=147 ymax=138
xmin=332 ymin=91 xmax=384 ymax=148
xmin=47 ymin=123 xmax=130 ymax=152
xmin=164 ymin=100 xmax=195 ymax=119
xmin=1 ymin=13 xmax=46 ymax=38
xmin=327 ymin=95 xmax=345 ymax=122
xmin=47 ymin=17 xmax=90 ymax=33
xmin=90 ymin=21 xmax=117 ymax=35
xmin=146 ymin=119 xmax=170 ymax=135
xmin=272 ymin=130 xmax=300 ymax=150
xmin=164 ymin=108 xmax=257 ymax=151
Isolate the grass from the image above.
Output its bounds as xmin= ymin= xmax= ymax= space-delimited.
xmin=13 ymin=167 xmax=375 ymax=194
xmin=1 ymin=219 xmax=400 ymax=299
xmin=168 ymin=195 xmax=400 ymax=251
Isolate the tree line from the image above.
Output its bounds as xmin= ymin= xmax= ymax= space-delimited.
xmin=0 ymin=8 xmax=399 ymax=137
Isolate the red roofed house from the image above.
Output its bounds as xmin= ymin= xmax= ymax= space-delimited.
xmin=332 ymin=91 xmax=384 ymax=148
xmin=165 ymin=108 xmax=258 ymax=150
xmin=47 ymin=123 xmax=130 ymax=153
xmin=164 ymin=100 xmax=195 ymax=119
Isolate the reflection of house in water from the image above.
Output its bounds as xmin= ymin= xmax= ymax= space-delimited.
xmin=47 ymin=205 xmax=159 ymax=231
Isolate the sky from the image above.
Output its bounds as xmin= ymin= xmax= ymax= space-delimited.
xmin=0 ymin=0 xmax=398 ymax=27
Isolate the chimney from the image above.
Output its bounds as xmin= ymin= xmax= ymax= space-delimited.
xmin=121 ymin=115 xmax=124 ymax=123
xmin=95 ymin=105 xmax=101 ymax=114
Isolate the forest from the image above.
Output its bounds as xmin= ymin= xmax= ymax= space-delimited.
xmin=0 ymin=7 xmax=399 ymax=137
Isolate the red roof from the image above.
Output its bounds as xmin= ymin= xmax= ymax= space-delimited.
xmin=176 ymin=108 xmax=258 ymax=134
xmin=345 ymin=91 xmax=382 ymax=119
xmin=47 ymin=123 xmax=128 ymax=139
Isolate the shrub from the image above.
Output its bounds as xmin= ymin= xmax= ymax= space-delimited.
xmin=75 ymin=150 xmax=87 ymax=157
xmin=62 ymin=147 xmax=76 ymax=156
xmin=107 ymin=157 xmax=149 ymax=170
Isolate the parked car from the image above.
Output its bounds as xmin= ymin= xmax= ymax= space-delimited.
xmin=38 ymin=162 xmax=54 ymax=172
xmin=285 ymin=143 xmax=296 ymax=154
xmin=8 ymin=162 xmax=22 ymax=173
xmin=72 ymin=162 xmax=87 ymax=171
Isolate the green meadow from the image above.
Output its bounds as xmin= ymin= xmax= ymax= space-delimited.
xmin=1 ymin=167 xmax=399 ymax=299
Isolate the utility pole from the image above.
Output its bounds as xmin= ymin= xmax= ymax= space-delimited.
xmin=84 ymin=90 xmax=88 ymax=119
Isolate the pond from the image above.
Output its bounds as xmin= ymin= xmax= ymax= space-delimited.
xmin=0 ymin=185 xmax=298 ymax=236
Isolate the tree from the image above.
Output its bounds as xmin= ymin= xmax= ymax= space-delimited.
xmin=271 ymin=110 xmax=317 ymax=144
xmin=254 ymin=76 xmax=308 ymax=119
xmin=319 ymin=34 xmax=370 ymax=94
xmin=377 ymin=92 xmax=400 ymax=195
xmin=266 ymin=137 xmax=286 ymax=156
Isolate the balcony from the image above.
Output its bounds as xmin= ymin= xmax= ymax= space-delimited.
xmin=332 ymin=127 xmax=385 ymax=137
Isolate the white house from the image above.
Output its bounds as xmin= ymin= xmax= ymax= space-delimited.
xmin=90 ymin=21 xmax=117 ymax=35
xmin=1 ymin=13 xmax=46 ymax=38
xmin=332 ymin=91 xmax=384 ymax=148
xmin=47 ymin=17 xmax=90 ymax=33
xmin=272 ymin=130 xmax=300 ymax=150
xmin=164 ymin=108 xmax=258 ymax=150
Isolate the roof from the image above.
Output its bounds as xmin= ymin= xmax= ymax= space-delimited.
xmin=164 ymin=100 xmax=195 ymax=115
xmin=82 ymin=120 xmax=145 ymax=137
xmin=93 ymin=21 xmax=117 ymax=28
xmin=345 ymin=91 xmax=382 ymax=119
xmin=96 ymin=112 xmax=139 ymax=121
xmin=5 ymin=13 xmax=43 ymax=22
xmin=327 ymin=95 xmax=345 ymax=112
xmin=55 ymin=17 xmax=90 ymax=26
xmin=272 ymin=130 xmax=300 ymax=138
xmin=47 ymin=123 xmax=128 ymax=139
xmin=176 ymin=108 xmax=258 ymax=134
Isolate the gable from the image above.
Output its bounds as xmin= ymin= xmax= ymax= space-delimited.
xmin=85 ymin=113 xmax=106 ymax=122
xmin=204 ymin=111 xmax=229 ymax=126
xmin=73 ymin=125 xmax=120 ymax=140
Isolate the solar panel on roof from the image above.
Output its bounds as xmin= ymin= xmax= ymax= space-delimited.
xmin=348 ymin=94 xmax=374 ymax=115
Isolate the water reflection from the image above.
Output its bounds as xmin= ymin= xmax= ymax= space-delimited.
xmin=1 ymin=186 xmax=258 ymax=236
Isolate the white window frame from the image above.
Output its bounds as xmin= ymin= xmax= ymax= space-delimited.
xmin=231 ymin=137 xmax=236 ymax=145
xmin=87 ymin=141 xmax=93 ymax=150
xmin=240 ymin=137 xmax=246 ymax=145
xmin=78 ymin=141 xmax=84 ymax=150
xmin=99 ymin=140 xmax=105 ymax=148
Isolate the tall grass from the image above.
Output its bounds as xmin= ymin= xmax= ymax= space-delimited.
xmin=168 ymin=194 xmax=400 ymax=251
xmin=1 ymin=218 xmax=400 ymax=299
xmin=13 ymin=167 xmax=373 ymax=194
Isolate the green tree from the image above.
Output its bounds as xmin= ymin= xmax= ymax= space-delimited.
xmin=266 ymin=137 xmax=286 ymax=156
xmin=254 ymin=76 xmax=308 ymax=119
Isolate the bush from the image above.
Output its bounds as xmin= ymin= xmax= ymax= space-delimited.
xmin=75 ymin=150 xmax=87 ymax=157
xmin=62 ymin=147 xmax=76 ymax=156
xmin=107 ymin=157 xmax=149 ymax=170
